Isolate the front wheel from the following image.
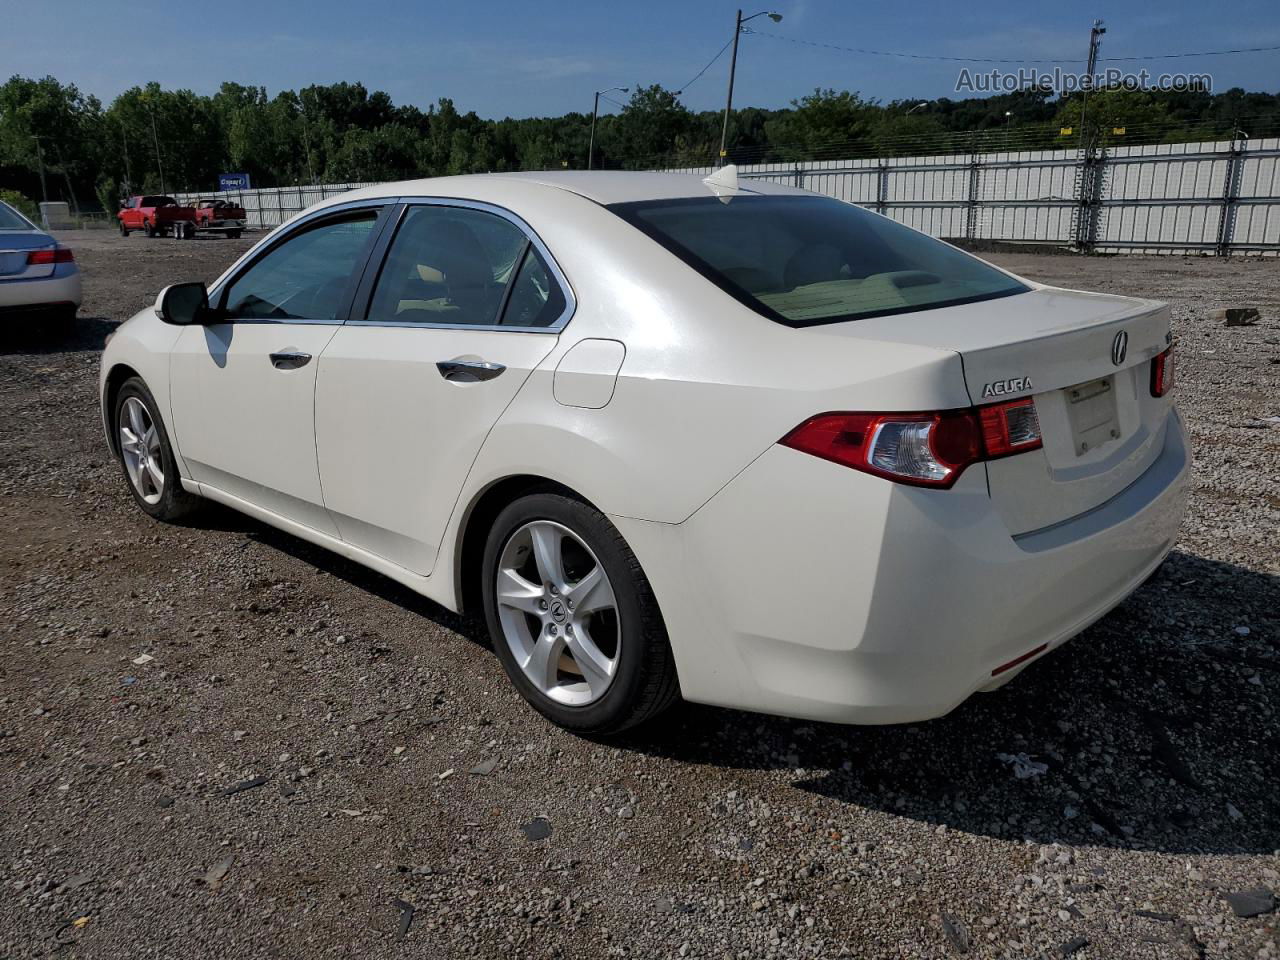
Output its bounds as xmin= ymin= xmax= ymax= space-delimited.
xmin=113 ymin=377 xmax=201 ymax=521
xmin=227 ymin=230 xmax=242 ymax=240
xmin=143 ymin=220 xmax=155 ymax=238
xmin=481 ymin=491 xmax=679 ymax=735
xmin=118 ymin=220 xmax=129 ymax=237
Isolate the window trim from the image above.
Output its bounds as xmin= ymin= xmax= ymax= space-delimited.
xmin=345 ymin=196 xmax=575 ymax=333
xmin=208 ymin=199 xmax=394 ymax=326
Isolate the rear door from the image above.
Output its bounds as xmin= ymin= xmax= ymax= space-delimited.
xmin=169 ymin=203 xmax=388 ymax=534
xmin=314 ymin=200 xmax=570 ymax=575
xmin=835 ymin=286 xmax=1175 ymax=534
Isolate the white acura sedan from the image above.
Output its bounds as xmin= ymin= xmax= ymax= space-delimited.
xmin=99 ymin=171 xmax=1187 ymax=734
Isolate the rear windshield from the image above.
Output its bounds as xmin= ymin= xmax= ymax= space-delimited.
xmin=0 ymin=202 xmax=35 ymax=230
xmin=142 ymin=196 xmax=177 ymax=207
xmin=608 ymin=194 xmax=1029 ymax=327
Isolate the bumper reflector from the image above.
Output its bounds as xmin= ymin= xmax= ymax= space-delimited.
xmin=991 ymin=643 xmax=1048 ymax=676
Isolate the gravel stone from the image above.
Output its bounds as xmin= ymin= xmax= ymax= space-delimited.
xmin=0 ymin=235 xmax=1276 ymax=957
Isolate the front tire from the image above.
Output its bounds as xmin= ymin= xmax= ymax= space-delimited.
xmin=143 ymin=220 xmax=155 ymax=238
xmin=118 ymin=220 xmax=129 ymax=237
xmin=113 ymin=377 xmax=201 ymax=522
xmin=481 ymin=491 xmax=679 ymax=735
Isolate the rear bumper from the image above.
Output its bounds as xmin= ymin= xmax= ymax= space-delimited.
xmin=616 ymin=408 xmax=1189 ymax=725
xmin=0 ymin=266 xmax=82 ymax=311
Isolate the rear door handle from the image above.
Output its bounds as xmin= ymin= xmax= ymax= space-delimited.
xmin=270 ymin=349 xmax=312 ymax=370
xmin=436 ymin=359 xmax=506 ymax=382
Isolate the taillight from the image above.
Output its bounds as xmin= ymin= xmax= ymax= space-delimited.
xmin=781 ymin=396 xmax=1043 ymax=489
xmin=978 ymin=396 xmax=1042 ymax=458
xmin=1150 ymin=346 xmax=1174 ymax=398
xmin=27 ymin=247 xmax=74 ymax=265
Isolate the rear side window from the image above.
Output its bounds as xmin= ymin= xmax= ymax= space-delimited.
xmin=222 ymin=213 xmax=377 ymax=321
xmin=0 ymin=202 xmax=34 ymax=230
xmin=609 ymin=195 xmax=1028 ymax=327
xmin=366 ymin=204 xmax=565 ymax=328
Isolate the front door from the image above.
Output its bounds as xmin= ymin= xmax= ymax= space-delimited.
xmin=169 ymin=208 xmax=384 ymax=535
xmin=315 ymin=202 xmax=571 ymax=575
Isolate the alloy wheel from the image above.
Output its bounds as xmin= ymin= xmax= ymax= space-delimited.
xmin=119 ymin=396 xmax=164 ymax=505
xmin=495 ymin=520 xmax=620 ymax=706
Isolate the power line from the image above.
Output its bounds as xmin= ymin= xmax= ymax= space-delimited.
xmin=675 ymin=37 xmax=735 ymax=94
xmin=744 ymin=27 xmax=1280 ymax=66
xmin=1098 ymin=44 xmax=1280 ymax=62
xmin=742 ymin=28 xmax=1081 ymax=64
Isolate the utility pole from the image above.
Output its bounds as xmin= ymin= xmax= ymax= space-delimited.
xmin=51 ymin=140 xmax=80 ymax=216
xmin=588 ymin=91 xmax=603 ymax=170
xmin=31 ymin=136 xmax=48 ymax=202
xmin=718 ymin=10 xmax=745 ymax=166
xmin=119 ymin=122 xmax=132 ymax=193
xmin=1079 ymin=19 xmax=1106 ymax=154
xmin=148 ymin=105 xmax=167 ymax=195
xmin=300 ymin=107 xmax=317 ymax=185
xmin=587 ymin=86 xmax=628 ymax=170
xmin=718 ymin=10 xmax=782 ymax=167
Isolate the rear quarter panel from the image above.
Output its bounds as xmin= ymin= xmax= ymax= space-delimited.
xmin=457 ymin=184 xmax=972 ymax=526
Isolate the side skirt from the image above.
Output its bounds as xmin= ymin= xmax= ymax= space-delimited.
xmin=183 ymin=479 xmax=459 ymax=612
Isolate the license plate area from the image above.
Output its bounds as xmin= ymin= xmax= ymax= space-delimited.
xmin=1065 ymin=376 xmax=1119 ymax=456
xmin=0 ymin=251 xmax=28 ymax=277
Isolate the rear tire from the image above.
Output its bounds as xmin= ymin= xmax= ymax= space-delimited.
xmin=228 ymin=230 xmax=242 ymax=240
xmin=113 ymin=377 xmax=201 ymax=522
xmin=481 ymin=491 xmax=680 ymax=735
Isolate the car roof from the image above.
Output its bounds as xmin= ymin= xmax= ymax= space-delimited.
xmin=339 ymin=170 xmax=808 ymax=208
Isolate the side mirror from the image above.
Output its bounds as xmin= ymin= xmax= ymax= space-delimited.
xmin=155 ymin=282 xmax=211 ymax=325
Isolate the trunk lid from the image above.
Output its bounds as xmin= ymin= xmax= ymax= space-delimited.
xmin=822 ymin=285 xmax=1174 ymax=534
xmin=0 ymin=232 xmax=56 ymax=278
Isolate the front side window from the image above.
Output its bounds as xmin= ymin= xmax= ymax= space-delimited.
xmin=367 ymin=204 xmax=562 ymax=327
xmin=222 ymin=213 xmax=377 ymax=321
xmin=609 ymin=195 xmax=1028 ymax=327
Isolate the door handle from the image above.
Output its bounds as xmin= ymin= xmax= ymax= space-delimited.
xmin=270 ymin=349 xmax=312 ymax=370
xmin=436 ymin=359 xmax=506 ymax=382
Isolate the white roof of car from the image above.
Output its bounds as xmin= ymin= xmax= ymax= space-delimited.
xmin=344 ymin=170 xmax=804 ymax=207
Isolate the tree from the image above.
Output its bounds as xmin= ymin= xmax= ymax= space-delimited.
xmin=764 ymin=89 xmax=878 ymax=159
xmin=609 ymin=85 xmax=693 ymax=168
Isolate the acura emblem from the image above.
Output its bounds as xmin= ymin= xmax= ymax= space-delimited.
xmin=1111 ymin=330 xmax=1128 ymax=366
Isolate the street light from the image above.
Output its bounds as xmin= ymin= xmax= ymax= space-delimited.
xmin=588 ymin=86 xmax=629 ymax=170
xmin=718 ymin=9 xmax=783 ymax=165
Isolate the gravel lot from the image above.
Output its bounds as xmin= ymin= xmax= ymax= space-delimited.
xmin=1 ymin=231 xmax=1277 ymax=959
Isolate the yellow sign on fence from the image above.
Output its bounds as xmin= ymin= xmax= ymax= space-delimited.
xmin=1059 ymin=126 xmax=1074 ymax=136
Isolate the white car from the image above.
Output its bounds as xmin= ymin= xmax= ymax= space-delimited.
xmin=99 ymin=171 xmax=1187 ymax=734
xmin=0 ymin=200 xmax=81 ymax=324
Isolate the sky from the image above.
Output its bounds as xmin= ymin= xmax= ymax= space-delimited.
xmin=3 ymin=0 xmax=1278 ymax=119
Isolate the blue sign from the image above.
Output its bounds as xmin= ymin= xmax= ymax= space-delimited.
xmin=218 ymin=172 xmax=251 ymax=191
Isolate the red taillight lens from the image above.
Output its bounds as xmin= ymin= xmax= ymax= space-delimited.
xmin=1150 ymin=346 xmax=1174 ymax=398
xmin=978 ymin=396 xmax=1043 ymax=458
xmin=781 ymin=410 xmax=983 ymax=488
xmin=27 ymin=247 xmax=74 ymax=265
xmin=781 ymin=397 xmax=1042 ymax=489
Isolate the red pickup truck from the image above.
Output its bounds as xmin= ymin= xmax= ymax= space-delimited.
xmin=118 ymin=196 xmax=197 ymax=239
xmin=192 ymin=199 xmax=246 ymax=238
